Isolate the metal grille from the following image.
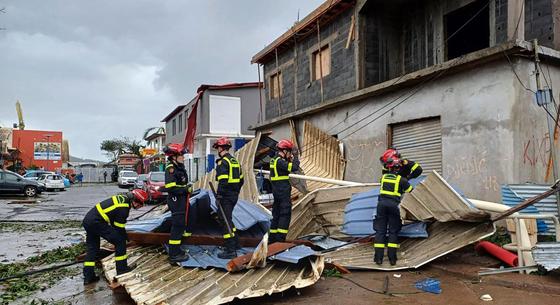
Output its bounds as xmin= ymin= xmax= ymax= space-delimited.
xmin=392 ymin=117 xmax=442 ymax=173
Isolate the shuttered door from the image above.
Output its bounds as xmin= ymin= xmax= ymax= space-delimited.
xmin=391 ymin=117 xmax=442 ymax=173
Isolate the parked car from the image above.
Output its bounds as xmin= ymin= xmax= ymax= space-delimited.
xmin=37 ymin=174 xmax=66 ymax=192
xmin=144 ymin=171 xmax=166 ymax=203
xmin=23 ymin=170 xmax=54 ymax=181
xmin=118 ymin=170 xmax=138 ymax=188
xmin=134 ymin=174 xmax=149 ymax=189
xmin=0 ymin=169 xmax=44 ymax=197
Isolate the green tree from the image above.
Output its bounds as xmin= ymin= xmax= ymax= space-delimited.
xmin=100 ymin=139 xmax=126 ymax=162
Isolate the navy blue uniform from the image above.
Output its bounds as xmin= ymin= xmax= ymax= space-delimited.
xmin=82 ymin=194 xmax=131 ymax=281
xmin=215 ymin=153 xmax=244 ymax=250
xmin=374 ymin=172 xmax=413 ymax=265
xmin=164 ymin=162 xmax=189 ymax=257
xmin=269 ymin=154 xmax=299 ymax=242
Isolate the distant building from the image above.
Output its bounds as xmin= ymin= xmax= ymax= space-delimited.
xmin=118 ymin=153 xmax=140 ymax=171
xmin=143 ymin=127 xmax=166 ymax=172
xmin=162 ymin=82 xmax=262 ymax=180
xmin=12 ymin=129 xmax=63 ymax=172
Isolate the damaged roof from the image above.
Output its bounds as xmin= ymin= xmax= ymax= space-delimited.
xmin=102 ymin=246 xmax=324 ymax=305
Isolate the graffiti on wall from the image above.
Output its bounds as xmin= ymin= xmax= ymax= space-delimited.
xmin=445 ymin=149 xmax=500 ymax=192
xmin=522 ymin=132 xmax=551 ymax=168
xmin=345 ymin=140 xmax=384 ymax=180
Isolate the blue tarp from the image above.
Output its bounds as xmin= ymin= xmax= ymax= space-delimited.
xmin=341 ymin=177 xmax=428 ymax=238
xmin=126 ymin=189 xmax=271 ymax=237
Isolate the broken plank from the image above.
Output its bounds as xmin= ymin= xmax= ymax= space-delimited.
xmin=226 ymin=242 xmax=296 ymax=272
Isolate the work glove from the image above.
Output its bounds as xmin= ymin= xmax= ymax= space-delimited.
xmin=187 ymin=183 xmax=193 ymax=194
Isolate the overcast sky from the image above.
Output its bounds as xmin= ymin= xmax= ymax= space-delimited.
xmin=0 ymin=0 xmax=323 ymax=161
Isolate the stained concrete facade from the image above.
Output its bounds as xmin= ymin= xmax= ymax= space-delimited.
xmin=252 ymin=0 xmax=560 ymax=201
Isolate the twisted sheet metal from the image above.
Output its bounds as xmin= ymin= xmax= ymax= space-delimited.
xmin=102 ymin=246 xmax=324 ymax=305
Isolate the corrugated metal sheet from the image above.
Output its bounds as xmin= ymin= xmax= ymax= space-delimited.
xmin=193 ymin=133 xmax=269 ymax=215
xmin=532 ymin=242 xmax=560 ymax=271
xmin=293 ymin=121 xmax=346 ymax=197
xmin=503 ymin=184 xmax=558 ymax=235
xmin=288 ymin=185 xmax=377 ymax=240
xmin=102 ymin=246 xmax=324 ymax=305
xmin=392 ymin=118 xmax=442 ymax=173
xmin=400 ymin=171 xmax=490 ymax=222
xmin=269 ymin=245 xmax=318 ymax=264
xmin=324 ymin=221 xmax=495 ymax=270
xmin=340 ymin=184 xmax=428 ymax=238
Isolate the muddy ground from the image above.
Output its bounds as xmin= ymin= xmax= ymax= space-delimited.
xmin=1 ymin=185 xmax=559 ymax=305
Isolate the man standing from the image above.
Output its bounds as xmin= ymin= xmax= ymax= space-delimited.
xmin=269 ymin=140 xmax=299 ymax=243
xmin=374 ymin=155 xmax=413 ymax=266
xmin=213 ymin=137 xmax=244 ymax=259
xmin=163 ymin=143 xmax=191 ymax=263
xmin=82 ymin=189 xmax=148 ymax=284
xmin=103 ymin=171 xmax=108 ymax=184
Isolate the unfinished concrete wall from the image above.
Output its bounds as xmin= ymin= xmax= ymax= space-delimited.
xmin=261 ymin=58 xmax=559 ymax=202
xmin=495 ymin=0 xmax=509 ymax=43
xmin=512 ymin=57 xmax=560 ymax=184
xmin=262 ymin=9 xmax=356 ymax=120
xmin=525 ymin=0 xmax=555 ymax=47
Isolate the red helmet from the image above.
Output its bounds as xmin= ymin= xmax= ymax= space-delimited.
xmin=277 ymin=139 xmax=294 ymax=151
xmin=380 ymin=148 xmax=400 ymax=166
xmin=213 ymin=137 xmax=232 ymax=149
xmin=385 ymin=158 xmax=402 ymax=170
xmin=130 ymin=189 xmax=148 ymax=205
xmin=163 ymin=143 xmax=186 ymax=156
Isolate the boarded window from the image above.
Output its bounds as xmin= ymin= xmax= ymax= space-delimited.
xmin=391 ymin=117 xmax=442 ymax=173
xmin=312 ymin=45 xmax=331 ymax=80
xmin=270 ymin=72 xmax=282 ymax=99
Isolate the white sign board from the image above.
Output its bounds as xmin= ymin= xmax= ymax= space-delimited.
xmin=209 ymin=95 xmax=241 ymax=135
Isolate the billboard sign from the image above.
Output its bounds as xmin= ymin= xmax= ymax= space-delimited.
xmin=34 ymin=142 xmax=62 ymax=160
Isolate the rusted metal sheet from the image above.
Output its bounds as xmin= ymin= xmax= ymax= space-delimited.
xmin=101 ymin=246 xmax=324 ymax=305
xmin=292 ymin=121 xmax=347 ymax=199
xmin=400 ymin=171 xmax=490 ymax=222
xmin=193 ymin=132 xmax=264 ymax=209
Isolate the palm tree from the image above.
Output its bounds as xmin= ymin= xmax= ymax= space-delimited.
xmin=142 ymin=127 xmax=164 ymax=141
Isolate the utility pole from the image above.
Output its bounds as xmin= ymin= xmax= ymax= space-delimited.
xmin=44 ymin=134 xmax=52 ymax=171
xmin=533 ymin=39 xmax=560 ymax=215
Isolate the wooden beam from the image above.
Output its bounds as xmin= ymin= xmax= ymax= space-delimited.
xmin=226 ymin=242 xmax=296 ymax=272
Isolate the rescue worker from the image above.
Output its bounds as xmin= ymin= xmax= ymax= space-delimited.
xmin=163 ymin=143 xmax=191 ymax=263
xmin=269 ymin=139 xmax=299 ymax=243
xmin=213 ymin=137 xmax=244 ymax=259
xmin=374 ymin=156 xmax=413 ymax=266
xmin=380 ymin=148 xmax=423 ymax=180
xmin=82 ymin=189 xmax=148 ymax=284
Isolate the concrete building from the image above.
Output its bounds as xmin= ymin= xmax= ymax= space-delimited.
xmin=251 ymin=0 xmax=560 ymax=202
xmin=11 ymin=129 xmax=64 ymax=172
xmin=162 ymin=82 xmax=262 ymax=180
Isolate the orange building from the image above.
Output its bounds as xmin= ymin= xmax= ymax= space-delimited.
xmin=12 ymin=129 xmax=64 ymax=171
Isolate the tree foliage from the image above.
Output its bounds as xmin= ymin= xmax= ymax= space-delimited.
xmin=100 ymin=137 xmax=144 ymax=161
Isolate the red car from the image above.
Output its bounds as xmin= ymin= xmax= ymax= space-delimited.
xmin=144 ymin=171 xmax=166 ymax=203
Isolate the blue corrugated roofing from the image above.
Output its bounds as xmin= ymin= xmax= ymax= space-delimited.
xmin=532 ymin=242 xmax=560 ymax=271
xmin=341 ymin=187 xmax=428 ymax=238
xmin=126 ymin=189 xmax=271 ymax=236
xmin=177 ymin=245 xmax=254 ymax=269
xmin=270 ymin=245 xmax=317 ymax=264
xmin=501 ymin=185 xmax=549 ymax=234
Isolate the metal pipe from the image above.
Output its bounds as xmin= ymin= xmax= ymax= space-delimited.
xmin=255 ymin=169 xmax=370 ymax=186
xmin=515 ymin=218 xmax=524 ymax=273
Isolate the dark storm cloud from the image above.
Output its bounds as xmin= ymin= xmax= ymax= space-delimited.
xmin=0 ymin=0 xmax=323 ymax=160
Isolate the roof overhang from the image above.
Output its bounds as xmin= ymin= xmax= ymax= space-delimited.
xmin=250 ymin=40 xmax=560 ymax=130
xmin=161 ymin=105 xmax=187 ymax=123
xmin=251 ymin=0 xmax=356 ymax=64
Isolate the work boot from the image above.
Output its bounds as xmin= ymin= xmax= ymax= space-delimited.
xmin=84 ymin=274 xmax=100 ymax=285
xmin=169 ymin=251 xmax=190 ymax=263
xmin=268 ymin=233 xmax=278 ymax=245
xmin=374 ymin=248 xmax=384 ymax=265
xmin=116 ymin=265 xmax=136 ymax=276
xmin=387 ymin=248 xmax=398 ymax=266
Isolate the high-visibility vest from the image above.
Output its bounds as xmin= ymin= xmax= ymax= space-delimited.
xmin=95 ymin=195 xmax=129 ymax=227
xmin=379 ymin=174 xmax=411 ymax=197
xmin=217 ymin=156 xmax=243 ymax=183
xmin=270 ymin=156 xmax=292 ymax=181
